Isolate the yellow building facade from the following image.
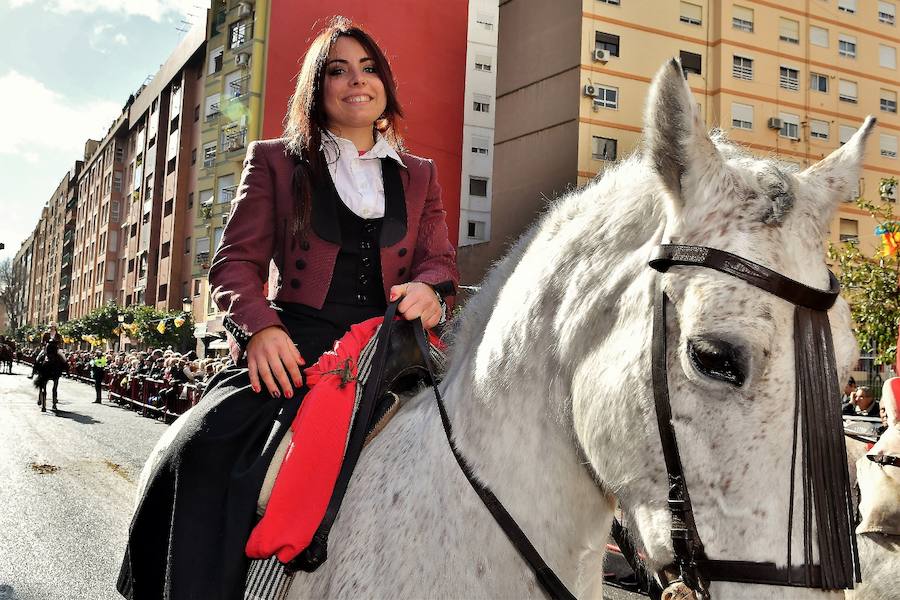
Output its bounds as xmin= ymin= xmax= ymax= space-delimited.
xmin=578 ymin=0 xmax=899 ymax=253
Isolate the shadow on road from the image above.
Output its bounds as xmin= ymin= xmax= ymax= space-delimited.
xmin=52 ymin=409 xmax=101 ymax=425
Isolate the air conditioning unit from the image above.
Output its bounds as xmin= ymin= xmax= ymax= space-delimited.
xmin=767 ymin=117 xmax=783 ymax=130
xmin=237 ymin=2 xmax=253 ymax=17
xmin=584 ymin=84 xmax=597 ymax=97
xmin=235 ymin=52 xmax=250 ymax=67
xmin=593 ymin=48 xmax=609 ymax=63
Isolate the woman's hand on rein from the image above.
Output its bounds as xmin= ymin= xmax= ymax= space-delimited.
xmin=389 ymin=281 xmax=442 ymax=329
xmin=246 ymin=326 xmax=305 ymax=398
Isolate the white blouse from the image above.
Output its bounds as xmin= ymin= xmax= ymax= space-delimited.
xmin=321 ymin=132 xmax=406 ymax=219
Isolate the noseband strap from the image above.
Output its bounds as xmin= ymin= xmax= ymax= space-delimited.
xmin=639 ymin=244 xmax=859 ymax=597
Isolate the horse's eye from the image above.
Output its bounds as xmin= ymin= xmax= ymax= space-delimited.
xmin=687 ymin=337 xmax=746 ymax=387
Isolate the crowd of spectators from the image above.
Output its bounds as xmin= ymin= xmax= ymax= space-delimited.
xmin=18 ymin=345 xmax=231 ymax=417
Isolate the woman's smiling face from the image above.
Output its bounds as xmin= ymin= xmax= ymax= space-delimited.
xmin=322 ymin=35 xmax=387 ymax=136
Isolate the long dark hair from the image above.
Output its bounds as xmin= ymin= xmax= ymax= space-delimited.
xmin=283 ymin=16 xmax=404 ymax=236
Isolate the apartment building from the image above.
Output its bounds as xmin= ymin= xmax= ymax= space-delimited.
xmin=25 ymin=208 xmax=49 ymax=326
xmin=69 ymin=122 xmax=124 ymax=319
xmin=467 ymin=0 xmax=900 ymax=284
xmin=459 ymin=0 xmax=500 ymax=248
xmin=191 ymin=0 xmax=268 ymax=341
xmin=12 ymin=233 xmax=34 ymax=330
xmin=119 ymin=25 xmax=206 ymax=317
xmin=46 ymin=162 xmax=83 ymax=323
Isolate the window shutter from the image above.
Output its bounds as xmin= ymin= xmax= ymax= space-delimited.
xmin=733 ymin=5 xmax=753 ymax=22
xmin=839 ymin=79 xmax=858 ymax=98
xmin=880 ymin=45 xmax=897 ymax=69
xmin=881 ymin=134 xmax=898 ymax=156
xmin=779 ymin=18 xmax=799 ymax=41
xmin=732 ymin=103 xmax=753 ymax=123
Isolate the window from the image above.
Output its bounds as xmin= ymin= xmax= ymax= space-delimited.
xmin=810 ymin=120 xmax=830 ymax=140
xmin=598 ymin=0 xmax=620 ymax=3
xmin=779 ymin=18 xmax=799 ymax=43
xmin=213 ymin=227 xmax=224 ymax=252
xmin=217 ymin=174 xmax=236 ymax=204
xmin=733 ymin=5 xmax=753 ymax=32
xmin=839 ymin=34 xmax=857 ymax=58
xmin=229 ymin=20 xmax=251 ymax=49
xmin=593 ymin=85 xmax=618 ymax=109
xmin=474 ymin=54 xmax=492 ymax=72
xmin=473 ymin=93 xmax=491 ymax=113
xmin=839 ymin=124 xmax=856 ymax=145
xmin=880 ymin=44 xmax=897 ymax=69
xmin=196 ymin=237 xmax=210 ymax=255
xmin=731 ymin=103 xmax=753 ymax=129
xmin=780 ymin=66 xmax=799 ymax=91
xmin=595 ymin=31 xmax=620 ymax=57
xmin=203 ymin=142 xmax=217 ymax=167
xmin=471 ymin=135 xmax=490 ymax=155
xmin=207 ymin=46 xmax=225 ymax=75
xmin=113 ymin=171 xmax=122 ymax=191
xmin=732 ymin=55 xmax=753 ymax=80
xmin=881 ymin=134 xmax=898 ymax=158
xmin=839 ymin=218 xmax=859 ymax=242
xmin=881 ymin=89 xmax=898 ymax=112
xmin=680 ymin=2 xmax=702 ymax=25
xmin=161 ymin=241 xmax=171 ymax=259
xmin=194 ymin=105 xmax=200 ymax=122
xmin=467 ymin=221 xmax=486 ymax=240
xmin=475 ymin=13 xmax=494 ymax=30
xmin=680 ymin=51 xmax=701 ymax=76
xmin=109 ymin=229 xmax=118 ymax=251
xmin=779 ymin=112 xmax=800 ymax=139
xmin=839 ymin=79 xmax=858 ymax=103
xmin=592 ymin=136 xmax=618 ymax=161
xmin=880 ymin=1 xmax=896 ymax=25
xmin=185 ymin=237 xmax=191 ymax=253
xmin=469 ymin=177 xmax=488 ymax=197
xmin=114 ymin=145 xmax=124 ymax=163
xmin=205 ymin=93 xmax=221 ymax=120
xmin=810 ymin=72 xmax=829 ymax=93
xmin=838 ymin=0 xmax=857 ymax=13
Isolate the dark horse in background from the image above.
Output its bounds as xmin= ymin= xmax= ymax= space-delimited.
xmin=33 ymin=348 xmax=67 ymax=412
xmin=0 ymin=340 xmax=14 ymax=374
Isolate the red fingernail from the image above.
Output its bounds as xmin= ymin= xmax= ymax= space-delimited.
xmin=252 ymin=385 xmax=260 ymax=393
xmin=285 ymin=389 xmax=293 ymax=399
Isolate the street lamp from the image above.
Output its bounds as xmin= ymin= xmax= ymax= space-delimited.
xmin=117 ymin=314 xmax=125 ymax=351
xmin=181 ymin=297 xmax=192 ymax=314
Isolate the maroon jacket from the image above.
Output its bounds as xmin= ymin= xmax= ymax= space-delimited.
xmin=209 ymin=138 xmax=459 ymax=339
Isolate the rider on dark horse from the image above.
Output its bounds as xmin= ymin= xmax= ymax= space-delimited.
xmin=32 ymin=323 xmax=67 ymax=408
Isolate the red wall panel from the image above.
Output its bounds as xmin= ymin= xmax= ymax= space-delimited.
xmin=263 ymin=2 xmax=468 ymax=245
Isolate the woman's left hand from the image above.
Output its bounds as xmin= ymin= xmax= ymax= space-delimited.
xmin=389 ymin=281 xmax=441 ymax=329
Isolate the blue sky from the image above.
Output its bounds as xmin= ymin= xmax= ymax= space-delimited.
xmin=0 ymin=0 xmax=209 ymax=262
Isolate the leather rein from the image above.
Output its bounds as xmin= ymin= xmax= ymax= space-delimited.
xmin=412 ymin=244 xmax=859 ymax=600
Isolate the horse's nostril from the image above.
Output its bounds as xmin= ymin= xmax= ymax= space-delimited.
xmin=687 ymin=337 xmax=746 ymax=387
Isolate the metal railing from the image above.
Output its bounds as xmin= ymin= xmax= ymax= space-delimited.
xmin=228 ymin=76 xmax=251 ymax=99
xmin=222 ymin=128 xmax=247 ymax=153
xmin=195 ymin=251 xmax=210 ymax=265
xmin=205 ymin=103 xmax=220 ymax=121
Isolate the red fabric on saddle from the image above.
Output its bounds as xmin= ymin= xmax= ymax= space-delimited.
xmin=245 ymin=316 xmax=382 ymax=562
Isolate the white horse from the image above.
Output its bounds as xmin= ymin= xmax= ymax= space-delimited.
xmin=138 ymin=61 xmax=876 ymax=599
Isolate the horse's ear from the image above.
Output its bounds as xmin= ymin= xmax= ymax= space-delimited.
xmin=644 ymin=59 xmax=720 ymax=206
xmin=799 ymin=116 xmax=876 ymax=220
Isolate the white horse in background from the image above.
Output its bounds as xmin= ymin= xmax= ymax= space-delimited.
xmin=138 ymin=61 xmax=879 ymax=599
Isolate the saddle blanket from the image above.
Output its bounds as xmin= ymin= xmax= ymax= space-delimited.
xmin=245 ymin=316 xmax=444 ymax=565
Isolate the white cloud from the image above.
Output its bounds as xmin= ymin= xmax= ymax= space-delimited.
xmin=114 ymin=33 xmax=128 ymax=45
xmin=10 ymin=0 xmax=210 ymax=22
xmin=0 ymin=70 xmax=120 ymax=159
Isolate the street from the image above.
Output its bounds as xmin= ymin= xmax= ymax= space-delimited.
xmin=0 ymin=363 xmax=166 ymax=600
xmin=0 ymin=363 xmax=640 ymax=600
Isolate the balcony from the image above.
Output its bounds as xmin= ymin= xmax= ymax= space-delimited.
xmin=203 ymin=153 xmax=217 ymax=168
xmin=206 ymin=103 xmax=220 ymax=122
xmin=220 ymin=185 xmax=237 ymax=204
xmin=222 ymin=128 xmax=247 ymax=153
xmin=195 ymin=251 xmax=210 ymax=266
xmin=228 ymin=76 xmax=251 ymax=100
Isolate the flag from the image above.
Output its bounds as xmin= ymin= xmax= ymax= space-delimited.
xmin=157 ymin=321 xmax=166 ymax=334
xmin=174 ymin=316 xmax=185 ymax=328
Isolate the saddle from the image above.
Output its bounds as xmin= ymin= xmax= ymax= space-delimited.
xmin=248 ymin=310 xmax=444 ymax=574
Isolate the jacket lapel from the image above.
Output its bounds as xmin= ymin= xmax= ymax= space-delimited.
xmin=310 ymin=153 xmax=342 ymax=245
xmin=379 ymin=158 xmax=407 ymax=247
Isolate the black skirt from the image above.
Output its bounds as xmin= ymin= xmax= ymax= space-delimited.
xmin=117 ymin=302 xmax=384 ymax=600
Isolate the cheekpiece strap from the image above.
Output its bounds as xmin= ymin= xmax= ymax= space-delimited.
xmin=649 ymin=245 xmax=840 ymax=311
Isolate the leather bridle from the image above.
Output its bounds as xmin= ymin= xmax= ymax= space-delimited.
xmin=414 ymin=244 xmax=860 ymax=600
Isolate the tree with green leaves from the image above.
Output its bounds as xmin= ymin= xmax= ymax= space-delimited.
xmin=827 ymin=177 xmax=900 ymax=368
